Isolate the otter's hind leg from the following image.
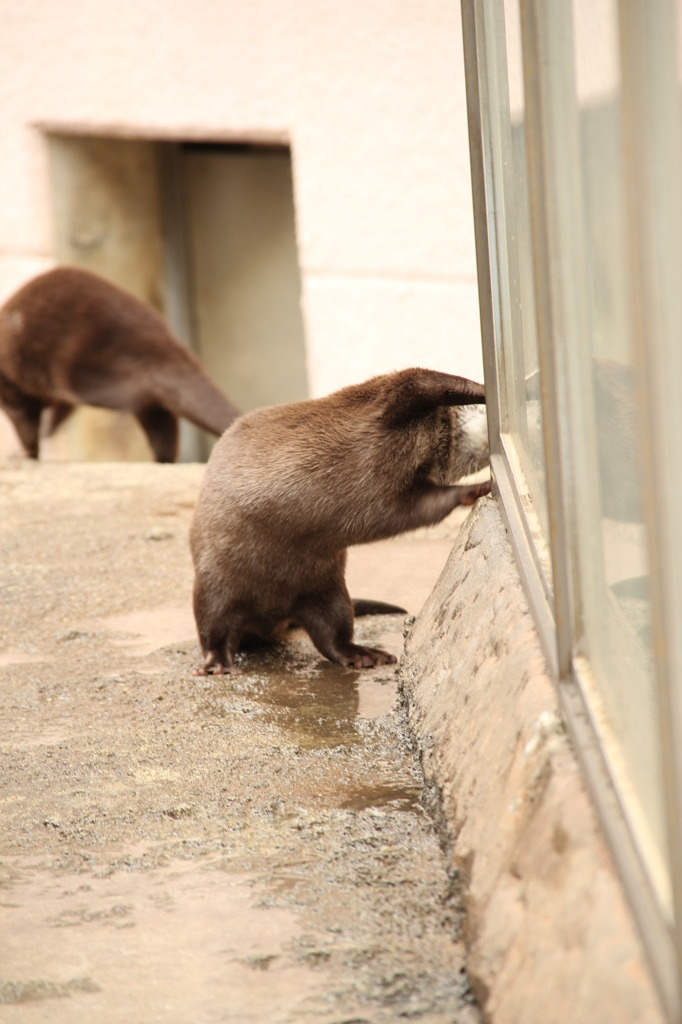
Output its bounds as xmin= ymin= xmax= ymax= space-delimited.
xmin=295 ymin=586 xmax=397 ymax=669
xmin=195 ymin=644 xmax=234 ymax=676
xmin=0 ymin=372 xmax=44 ymax=458
xmin=136 ymin=404 xmax=179 ymax=463
xmin=43 ymin=402 xmax=76 ymax=437
xmin=192 ymin=581 xmax=241 ymax=675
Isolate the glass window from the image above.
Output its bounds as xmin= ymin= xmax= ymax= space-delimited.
xmin=570 ymin=0 xmax=666 ymax=907
xmin=462 ymin=0 xmax=682 ymax=1014
xmin=500 ymin=0 xmax=550 ymax=554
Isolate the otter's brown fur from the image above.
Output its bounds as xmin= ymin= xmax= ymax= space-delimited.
xmin=0 ymin=267 xmax=240 ymax=461
xmin=190 ymin=367 xmax=490 ymax=673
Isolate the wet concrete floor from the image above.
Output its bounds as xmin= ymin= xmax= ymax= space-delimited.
xmin=0 ymin=462 xmax=478 ymax=1023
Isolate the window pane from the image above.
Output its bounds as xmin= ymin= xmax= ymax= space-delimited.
xmin=498 ymin=0 xmax=552 ymax=569
xmin=572 ymin=0 xmax=668 ymax=904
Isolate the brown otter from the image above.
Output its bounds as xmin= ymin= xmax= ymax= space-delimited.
xmin=0 ymin=266 xmax=240 ymax=461
xmin=190 ymin=367 xmax=490 ymax=673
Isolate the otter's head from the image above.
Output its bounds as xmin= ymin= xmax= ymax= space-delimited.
xmin=448 ymin=404 xmax=489 ymax=481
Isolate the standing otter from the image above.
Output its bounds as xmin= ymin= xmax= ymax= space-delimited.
xmin=0 ymin=266 xmax=240 ymax=461
xmin=190 ymin=367 xmax=490 ymax=674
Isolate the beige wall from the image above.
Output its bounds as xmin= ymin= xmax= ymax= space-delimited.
xmin=0 ymin=0 xmax=482 ymax=455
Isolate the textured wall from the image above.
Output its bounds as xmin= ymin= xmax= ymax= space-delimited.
xmin=401 ymin=498 xmax=664 ymax=1024
xmin=0 ymin=0 xmax=482 ymax=412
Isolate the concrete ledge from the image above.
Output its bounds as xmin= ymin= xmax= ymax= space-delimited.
xmin=400 ymin=497 xmax=664 ymax=1024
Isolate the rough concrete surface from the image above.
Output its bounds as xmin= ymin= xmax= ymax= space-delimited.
xmin=402 ymin=498 xmax=664 ymax=1024
xmin=0 ymin=460 xmax=479 ymax=1024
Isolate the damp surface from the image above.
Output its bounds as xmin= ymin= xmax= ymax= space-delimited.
xmin=1 ymin=861 xmax=321 ymax=1023
xmin=0 ymin=462 xmax=478 ymax=1024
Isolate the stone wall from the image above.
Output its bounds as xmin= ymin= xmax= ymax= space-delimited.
xmin=401 ymin=497 xmax=664 ymax=1024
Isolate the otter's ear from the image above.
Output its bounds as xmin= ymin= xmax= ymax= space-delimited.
xmin=382 ymin=368 xmax=485 ymax=426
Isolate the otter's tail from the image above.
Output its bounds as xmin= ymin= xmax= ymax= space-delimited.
xmin=352 ymin=598 xmax=407 ymax=617
xmin=159 ymin=353 xmax=241 ymax=438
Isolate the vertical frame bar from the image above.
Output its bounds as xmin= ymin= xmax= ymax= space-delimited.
xmin=461 ymin=0 xmax=503 ymax=452
xmin=518 ymin=0 xmax=607 ymax=656
xmin=518 ymin=0 xmax=581 ymax=679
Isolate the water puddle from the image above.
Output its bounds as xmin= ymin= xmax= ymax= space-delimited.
xmin=89 ymin=607 xmax=404 ymax=752
xmin=357 ymin=675 xmax=397 ymax=719
xmin=0 ymin=857 xmax=329 ymax=1023
xmin=340 ymin=781 xmax=423 ymax=812
xmin=203 ymin=652 xmax=399 ymax=749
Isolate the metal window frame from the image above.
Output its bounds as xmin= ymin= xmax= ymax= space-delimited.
xmin=461 ymin=0 xmax=680 ymax=1016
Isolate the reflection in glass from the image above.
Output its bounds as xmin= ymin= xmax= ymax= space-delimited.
xmin=572 ymin=0 xmax=667 ymax=905
xmin=501 ymin=0 xmax=551 ymax=556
